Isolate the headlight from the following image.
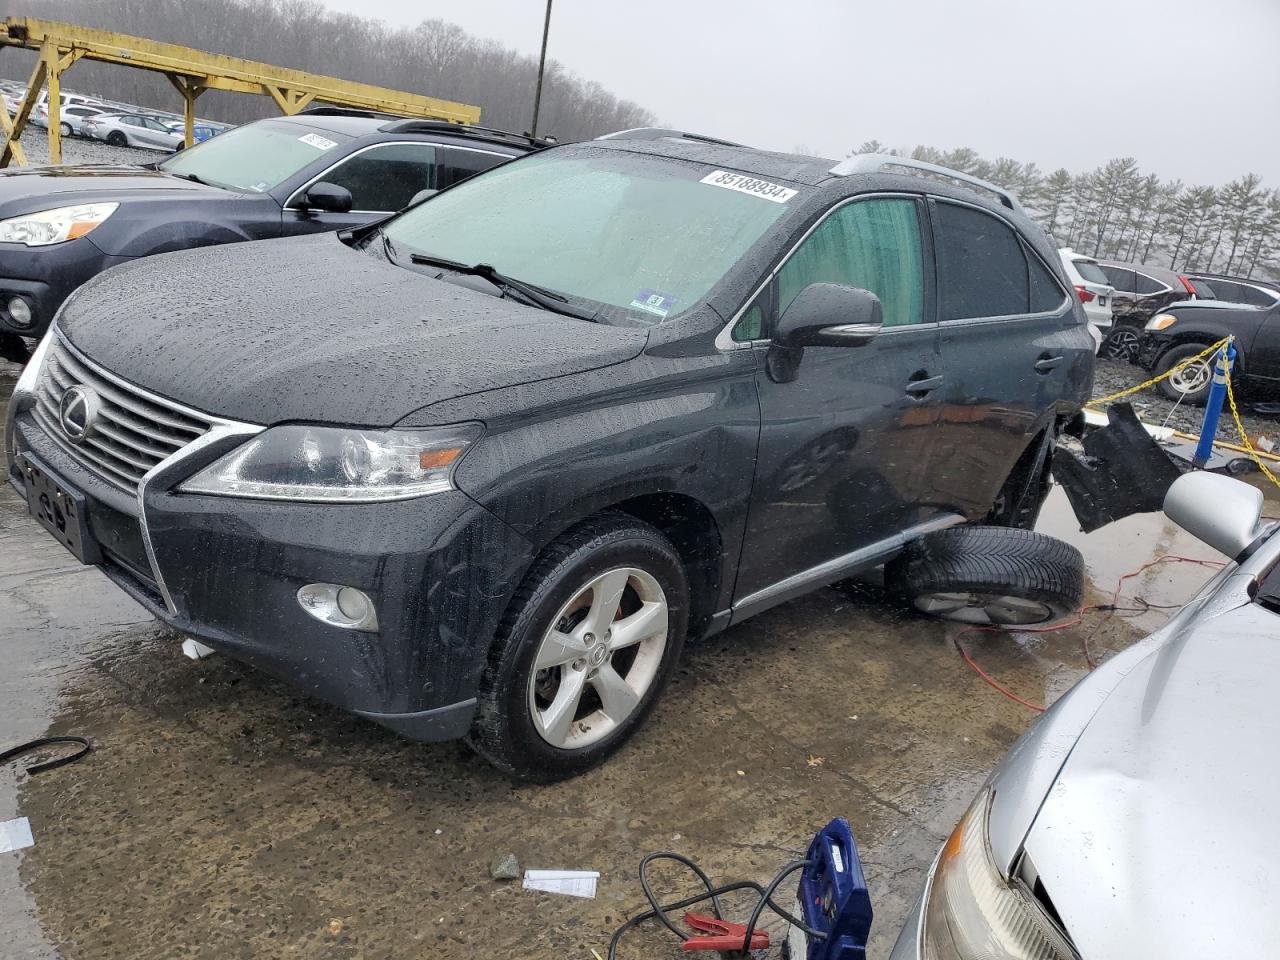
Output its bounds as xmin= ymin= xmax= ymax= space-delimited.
xmin=0 ymin=202 xmax=119 ymax=246
xmin=922 ymin=790 xmax=1077 ymax=960
xmin=1145 ymin=313 xmax=1177 ymax=331
xmin=179 ymin=424 xmax=482 ymax=502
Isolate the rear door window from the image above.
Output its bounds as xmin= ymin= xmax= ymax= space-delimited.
xmin=1101 ymin=265 xmax=1136 ymax=291
xmin=1132 ymin=272 xmax=1167 ymax=295
xmin=319 ymin=142 xmax=438 ymax=212
xmin=932 ymin=202 xmax=1029 ymax=320
xmin=775 ymin=196 xmax=925 ymax=328
xmin=437 ymin=147 xmax=510 ymax=190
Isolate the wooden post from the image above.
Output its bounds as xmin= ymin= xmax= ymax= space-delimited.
xmin=44 ymin=41 xmax=61 ymax=163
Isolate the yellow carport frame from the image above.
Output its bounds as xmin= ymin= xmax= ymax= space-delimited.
xmin=0 ymin=17 xmax=481 ymax=167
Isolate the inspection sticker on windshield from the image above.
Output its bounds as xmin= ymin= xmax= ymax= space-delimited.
xmin=630 ymin=289 xmax=676 ymax=317
xmin=298 ymin=133 xmax=338 ymax=150
xmin=700 ymin=170 xmax=797 ymax=203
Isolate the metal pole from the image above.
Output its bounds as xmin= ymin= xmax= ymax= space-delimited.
xmin=1193 ymin=339 xmax=1236 ymax=468
xmin=530 ymin=0 xmax=553 ymax=137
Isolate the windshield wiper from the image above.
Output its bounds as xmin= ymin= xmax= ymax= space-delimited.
xmin=407 ymin=252 xmax=596 ymax=321
xmin=167 ymin=171 xmax=205 ymax=184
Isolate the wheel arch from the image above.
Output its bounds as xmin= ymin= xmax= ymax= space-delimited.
xmin=520 ymin=486 xmax=725 ymax=642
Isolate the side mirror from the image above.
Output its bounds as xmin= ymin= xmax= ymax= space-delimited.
xmin=298 ymin=181 xmax=353 ymax=214
xmin=1164 ymin=472 xmax=1268 ymax=559
xmin=407 ymin=188 xmax=438 ymax=207
xmin=773 ymin=283 xmax=883 ymax=348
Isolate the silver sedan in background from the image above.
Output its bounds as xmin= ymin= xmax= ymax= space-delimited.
xmin=80 ymin=112 xmax=183 ymax=151
xmin=892 ymin=470 xmax=1280 ymax=959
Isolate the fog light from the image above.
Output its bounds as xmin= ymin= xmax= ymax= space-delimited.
xmin=297 ymin=582 xmax=379 ymax=632
xmin=7 ymin=296 xmax=32 ymax=329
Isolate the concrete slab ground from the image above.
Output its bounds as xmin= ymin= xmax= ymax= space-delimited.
xmin=0 ymin=362 xmax=1264 ymax=959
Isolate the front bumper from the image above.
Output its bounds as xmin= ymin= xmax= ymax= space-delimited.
xmin=9 ymin=409 xmax=535 ymax=741
xmin=1136 ymin=331 xmax=1173 ymax=370
xmin=0 ymin=238 xmax=129 ymax=338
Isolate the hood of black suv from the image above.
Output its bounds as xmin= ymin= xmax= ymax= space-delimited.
xmin=0 ymin=164 xmax=226 ymax=215
xmin=57 ymin=232 xmax=648 ymax=425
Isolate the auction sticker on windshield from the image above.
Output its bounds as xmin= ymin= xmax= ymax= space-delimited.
xmin=700 ymin=170 xmax=797 ymax=203
xmin=298 ymin=133 xmax=338 ymax=150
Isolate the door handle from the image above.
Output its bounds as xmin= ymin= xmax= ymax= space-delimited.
xmin=1034 ymin=355 xmax=1063 ymax=373
xmin=904 ymin=373 xmax=943 ymax=396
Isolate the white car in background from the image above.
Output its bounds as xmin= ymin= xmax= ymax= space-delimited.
xmin=1059 ymin=248 xmax=1114 ymax=352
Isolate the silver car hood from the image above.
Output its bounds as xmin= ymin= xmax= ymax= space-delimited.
xmin=1023 ymin=599 xmax=1280 ymax=958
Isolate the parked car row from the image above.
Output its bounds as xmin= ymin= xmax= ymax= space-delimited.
xmin=1054 ymin=244 xmax=1279 ymax=370
xmin=7 ymin=79 xmax=227 ymax=147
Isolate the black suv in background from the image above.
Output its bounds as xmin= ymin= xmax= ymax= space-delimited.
xmin=0 ymin=107 xmax=544 ymax=356
xmin=1139 ymin=294 xmax=1280 ymax=404
xmin=7 ymin=136 xmax=1093 ymax=779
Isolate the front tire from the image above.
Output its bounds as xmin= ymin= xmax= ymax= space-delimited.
xmin=468 ymin=513 xmax=688 ymax=781
xmin=59 ymin=122 xmax=72 ymax=138
xmin=886 ymin=526 xmax=1083 ymax=626
xmin=1155 ymin=343 xmax=1214 ymax=405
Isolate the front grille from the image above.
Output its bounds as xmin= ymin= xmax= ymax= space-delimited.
xmin=32 ymin=336 xmax=216 ymax=494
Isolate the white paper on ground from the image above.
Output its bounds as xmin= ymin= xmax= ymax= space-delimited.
xmin=0 ymin=817 xmax=34 ymax=854
xmin=522 ymin=869 xmax=600 ymax=898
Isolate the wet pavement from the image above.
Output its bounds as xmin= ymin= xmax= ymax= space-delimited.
xmin=0 ymin=359 xmax=1258 ymax=959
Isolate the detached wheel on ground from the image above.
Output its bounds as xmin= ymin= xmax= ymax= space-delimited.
xmin=1155 ymin=343 xmax=1214 ymax=405
xmin=886 ymin=526 xmax=1084 ymax=626
xmin=468 ymin=513 xmax=688 ymax=782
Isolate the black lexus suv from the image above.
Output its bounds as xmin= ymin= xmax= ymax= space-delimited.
xmin=6 ymin=134 xmax=1093 ymax=779
xmin=0 ymin=107 xmax=544 ymax=357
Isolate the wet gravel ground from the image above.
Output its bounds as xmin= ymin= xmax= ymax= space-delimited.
xmin=1093 ymin=356 xmax=1278 ymax=446
xmin=14 ymin=127 xmax=162 ymax=167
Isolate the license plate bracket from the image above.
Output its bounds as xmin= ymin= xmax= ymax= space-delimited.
xmin=20 ymin=453 xmax=101 ymax=564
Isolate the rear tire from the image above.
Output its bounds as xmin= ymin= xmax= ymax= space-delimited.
xmin=886 ymin=526 xmax=1083 ymax=626
xmin=467 ymin=513 xmax=688 ymax=781
xmin=106 ymin=130 xmax=127 ymax=147
xmin=1155 ymin=343 xmax=1214 ymax=405
xmin=59 ymin=122 xmax=72 ymax=138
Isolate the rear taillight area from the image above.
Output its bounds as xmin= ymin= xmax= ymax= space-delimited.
xmin=1074 ymin=285 xmax=1096 ymax=304
xmin=1179 ymin=275 xmax=1198 ymax=296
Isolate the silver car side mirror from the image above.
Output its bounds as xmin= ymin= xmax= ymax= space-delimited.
xmin=1164 ymin=472 xmax=1268 ymax=559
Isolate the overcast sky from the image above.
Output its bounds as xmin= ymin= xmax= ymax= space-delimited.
xmin=322 ymin=0 xmax=1280 ymax=186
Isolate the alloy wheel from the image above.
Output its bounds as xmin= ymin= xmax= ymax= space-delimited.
xmin=528 ymin=567 xmax=668 ymax=749
xmin=1102 ymin=327 xmax=1140 ymax=362
xmin=913 ymin=591 xmax=1056 ymax=626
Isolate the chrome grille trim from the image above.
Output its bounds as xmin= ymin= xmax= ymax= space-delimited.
xmin=33 ymin=333 xmax=218 ymax=494
xmin=29 ymin=329 xmax=265 ymax=616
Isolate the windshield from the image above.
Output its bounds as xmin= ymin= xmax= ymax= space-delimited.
xmin=380 ymin=149 xmax=796 ymax=323
xmin=1072 ymin=259 xmax=1110 ymax=285
xmin=159 ymin=120 xmax=350 ymax=193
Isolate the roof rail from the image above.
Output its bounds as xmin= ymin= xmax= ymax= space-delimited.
xmin=300 ymin=105 xmax=405 ymax=120
xmin=378 ymin=117 xmax=553 ymax=148
xmin=830 ymin=154 xmax=1023 ymax=213
xmin=595 ymin=126 xmax=746 ymax=148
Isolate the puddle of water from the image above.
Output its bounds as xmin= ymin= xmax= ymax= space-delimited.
xmin=1037 ymin=484 xmax=1239 ymax=632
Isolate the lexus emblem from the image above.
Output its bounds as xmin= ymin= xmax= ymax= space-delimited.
xmin=58 ymin=385 xmax=100 ymax=444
